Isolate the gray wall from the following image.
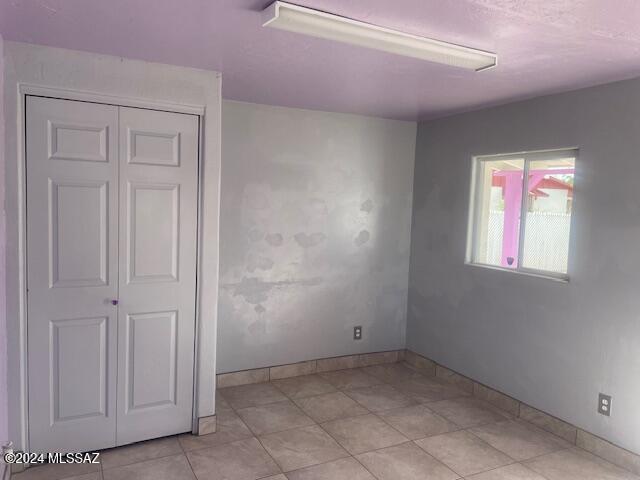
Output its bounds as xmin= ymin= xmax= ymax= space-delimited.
xmin=408 ymin=77 xmax=640 ymax=454
xmin=218 ymin=101 xmax=416 ymax=373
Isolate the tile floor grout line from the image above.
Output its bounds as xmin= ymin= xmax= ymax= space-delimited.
xmin=182 ymin=447 xmax=200 ymax=480
xmin=411 ymin=434 xmax=519 ymax=478
xmin=520 ymin=445 xmax=574 ymax=464
xmin=177 ymin=432 xmax=187 ymax=454
xmin=570 ymin=445 xmax=640 ymax=478
xmin=419 ymin=411 xmax=504 ymax=431
xmin=476 ymin=447 xmax=570 ymax=480
xmin=266 ymin=450 xmax=357 ymax=478
xmin=521 ymin=441 xmax=640 ymax=480
xmin=510 ymin=462 xmax=556 ymax=480
xmin=316 ymin=417 xmax=415 ymax=457
xmin=255 ymin=422 xmax=334 ymax=443
xmin=238 ymin=405 xmax=319 ymax=438
xmin=99 ymin=437 xmax=187 ymax=472
xmin=177 ymin=430 xmax=254 ymax=455
xmin=317 ymin=411 xmax=411 ymax=447
xmin=460 ymin=426 xmax=521 ymax=463
xmin=369 ymin=410 xmax=426 ymax=440
xmin=269 ymin=375 xmax=338 ymax=400
xmin=352 ymin=440 xmax=462 ymax=480
xmin=101 ymin=450 xmax=187 ymax=472
xmin=248 ymin=420 xmax=316 ymax=438
xmin=275 ymin=424 xmax=410 ymax=479
xmin=513 ymin=413 xmax=617 ymax=462
xmin=368 ymin=406 xmax=413 ymax=434
xmin=342 ymin=381 xmax=450 ymax=414
xmin=463 ymin=421 xmax=579 ymax=467
xmin=253 ymin=431 xmax=286 ymax=477
xmin=370 ymin=398 xmax=470 ymax=420
xmin=223 ymin=397 xmax=291 ymax=411
xmin=459 ymin=460 xmax=550 ymax=480
xmin=351 ymin=451 xmax=385 ymax=480
xmin=485 ymin=415 xmax=577 ymax=449
xmin=421 ymin=443 xmax=466 ymax=479
xmin=296 ymin=409 xmax=373 ymax=425
xmin=407 ymin=442 xmax=464 ymax=479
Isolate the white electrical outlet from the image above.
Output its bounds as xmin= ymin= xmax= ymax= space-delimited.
xmin=598 ymin=393 xmax=612 ymax=416
xmin=353 ymin=326 xmax=362 ymax=340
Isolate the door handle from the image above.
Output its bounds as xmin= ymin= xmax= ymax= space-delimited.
xmin=111 ymin=299 xmax=119 ymax=306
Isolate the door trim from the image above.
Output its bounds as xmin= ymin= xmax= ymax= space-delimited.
xmin=17 ymin=84 xmax=210 ymax=450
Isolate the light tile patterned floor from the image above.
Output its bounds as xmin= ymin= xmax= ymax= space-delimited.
xmin=14 ymin=362 xmax=640 ymax=480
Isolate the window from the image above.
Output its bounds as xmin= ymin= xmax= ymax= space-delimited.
xmin=467 ymin=149 xmax=577 ymax=279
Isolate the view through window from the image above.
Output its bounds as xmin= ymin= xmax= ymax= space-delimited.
xmin=469 ymin=149 xmax=576 ymax=277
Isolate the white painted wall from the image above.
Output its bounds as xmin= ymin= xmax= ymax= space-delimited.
xmin=2 ymin=42 xmax=221 ymax=450
xmin=218 ymin=101 xmax=416 ymax=373
xmin=408 ymin=76 xmax=640 ymax=455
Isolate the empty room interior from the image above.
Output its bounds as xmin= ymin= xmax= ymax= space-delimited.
xmin=1 ymin=1 xmax=640 ymax=479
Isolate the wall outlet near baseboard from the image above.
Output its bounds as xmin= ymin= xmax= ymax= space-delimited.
xmin=353 ymin=326 xmax=362 ymax=340
xmin=598 ymin=393 xmax=612 ymax=416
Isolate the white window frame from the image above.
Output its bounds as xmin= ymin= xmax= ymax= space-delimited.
xmin=466 ymin=148 xmax=578 ymax=282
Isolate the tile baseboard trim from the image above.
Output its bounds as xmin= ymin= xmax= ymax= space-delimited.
xmin=197 ymin=415 xmax=217 ymax=435
xmin=404 ymin=349 xmax=437 ymax=376
xmin=576 ymin=429 xmax=640 ymax=476
xmin=216 ymin=349 xmax=402 ymax=388
xmin=270 ymin=360 xmax=317 ymax=380
xmin=217 ymin=368 xmax=270 ymax=388
xmin=434 ymin=364 xmax=474 ymax=393
xmin=405 ymin=348 xmax=640 ymax=475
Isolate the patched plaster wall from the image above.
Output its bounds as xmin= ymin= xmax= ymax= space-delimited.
xmin=218 ymin=100 xmax=416 ymax=373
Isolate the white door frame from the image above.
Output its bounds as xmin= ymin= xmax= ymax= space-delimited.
xmin=4 ymin=42 xmax=222 ymax=452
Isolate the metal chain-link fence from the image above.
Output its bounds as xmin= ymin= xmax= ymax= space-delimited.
xmin=486 ymin=210 xmax=571 ymax=273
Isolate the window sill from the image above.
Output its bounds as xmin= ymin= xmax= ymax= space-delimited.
xmin=465 ymin=262 xmax=569 ymax=283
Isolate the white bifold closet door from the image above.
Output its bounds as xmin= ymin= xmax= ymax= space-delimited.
xmin=26 ymin=96 xmax=199 ymax=453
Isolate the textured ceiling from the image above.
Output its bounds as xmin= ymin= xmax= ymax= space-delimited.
xmin=1 ymin=0 xmax=640 ymax=120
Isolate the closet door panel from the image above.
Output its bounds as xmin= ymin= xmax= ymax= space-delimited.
xmin=116 ymin=107 xmax=198 ymax=445
xmin=26 ymin=96 xmax=119 ymax=453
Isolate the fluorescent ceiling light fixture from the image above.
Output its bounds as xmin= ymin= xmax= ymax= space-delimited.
xmin=262 ymin=1 xmax=497 ymax=71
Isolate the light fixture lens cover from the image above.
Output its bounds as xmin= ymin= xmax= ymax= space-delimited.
xmin=262 ymin=1 xmax=497 ymax=71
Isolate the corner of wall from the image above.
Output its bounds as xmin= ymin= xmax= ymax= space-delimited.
xmin=400 ymin=121 xmax=419 ymax=352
